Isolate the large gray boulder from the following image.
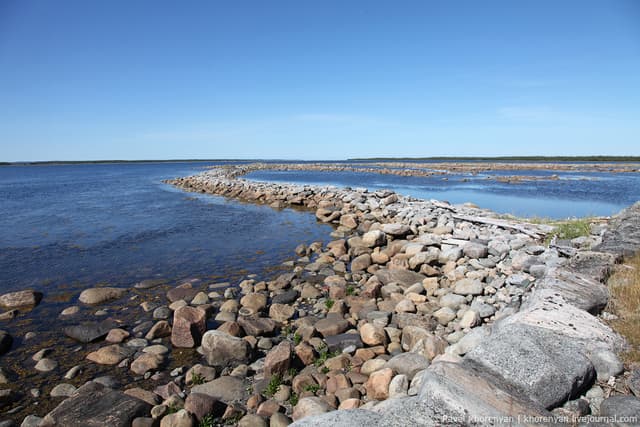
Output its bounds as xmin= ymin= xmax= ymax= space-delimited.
xmin=64 ymin=319 xmax=119 ymax=343
xmin=508 ymin=289 xmax=624 ymax=352
xmin=290 ymin=409 xmax=382 ymax=426
xmin=595 ymin=201 xmax=640 ymax=257
xmin=529 ymin=268 xmax=609 ymax=314
xmin=599 ymin=395 xmax=640 ymax=426
xmin=42 ymin=381 xmax=150 ymax=426
xmin=466 ymin=323 xmax=595 ymax=408
xmin=413 ymin=360 xmax=551 ymax=420
xmin=190 ymin=375 xmax=247 ymax=404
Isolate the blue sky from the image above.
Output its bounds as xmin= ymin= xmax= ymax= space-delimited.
xmin=1 ymin=0 xmax=639 ymax=161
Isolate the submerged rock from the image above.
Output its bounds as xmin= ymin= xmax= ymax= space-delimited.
xmin=0 ymin=290 xmax=42 ymax=308
xmin=78 ymin=287 xmax=126 ymax=305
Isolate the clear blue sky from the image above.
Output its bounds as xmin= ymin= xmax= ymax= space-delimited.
xmin=1 ymin=0 xmax=639 ymax=161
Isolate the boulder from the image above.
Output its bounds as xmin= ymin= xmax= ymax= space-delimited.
xmin=466 ymin=323 xmax=595 ymax=408
xmin=362 ymin=230 xmax=387 ymax=248
xmin=289 ymin=409 xmax=382 ymax=426
xmin=171 ymin=306 xmax=206 ymax=348
xmin=64 ymin=319 xmax=119 ymax=343
xmin=237 ymin=316 xmax=276 ymax=336
xmin=463 ymin=243 xmax=488 ymax=259
xmin=314 ymin=316 xmax=349 ymax=337
xmin=166 ymin=285 xmax=200 ymax=303
xmin=375 ymin=269 xmax=426 ymax=288
xmin=292 ymin=397 xmax=332 ymax=421
xmin=159 ymin=409 xmax=194 ymax=427
xmin=201 ymin=330 xmax=251 ymax=368
xmin=381 ymin=224 xmax=411 ymax=237
xmin=191 ymin=375 xmax=247 ymax=404
xmin=264 ymin=341 xmax=293 ymax=377
xmin=269 ymin=303 xmax=295 ymax=322
xmin=599 ymin=395 xmax=640 ymax=424
xmin=79 ymin=287 xmax=126 ymax=304
xmin=184 ymin=392 xmax=217 ymax=422
xmin=42 ymin=381 xmax=150 ymax=426
xmin=324 ymin=333 xmax=363 ymax=353
xmin=365 ymin=368 xmax=394 ymax=400
xmin=596 ymin=202 xmax=640 ymax=256
xmin=145 ymin=321 xmax=172 ymax=340
xmin=0 ymin=290 xmax=42 ymax=308
xmin=351 ymin=254 xmax=372 ymax=272
xmin=86 ymin=344 xmax=134 ymax=365
xmin=383 ymin=352 xmax=429 ymax=380
xmin=130 ymin=353 xmax=164 ymax=376
xmin=453 ymin=278 xmax=483 ymax=296
xmin=530 ymin=268 xmax=609 ymax=314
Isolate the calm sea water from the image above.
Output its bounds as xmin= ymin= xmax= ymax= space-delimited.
xmin=246 ymin=168 xmax=640 ymax=219
xmin=3 ymin=162 xmax=639 ymax=296
xmin=0 ymin=163 xmax=332 ymax=294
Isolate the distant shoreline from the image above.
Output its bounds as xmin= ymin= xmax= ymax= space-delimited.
xmin=2 ymin=155 xmax=640 ymax=166
xmin=348 ymin=156 xmax=640 ymax=162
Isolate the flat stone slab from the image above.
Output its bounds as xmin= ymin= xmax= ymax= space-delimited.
xmin=0 ymin=290 xmax=42 ymax=308
xmin=510 ymin=289 xmax=624 ymax=352
xmin=43 ymin=381 xmax=150 ymax=426
xmin=190 ymin=375 xmax=248 ymax=404
xmin=64 ymin=319 xmax=119 ymax=343
xmin=528 ymin=268 xmax=609 ymax=314
xmin=466 ymin=323 xmax=595 ymax=408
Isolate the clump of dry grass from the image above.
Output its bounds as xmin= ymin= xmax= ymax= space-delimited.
xmin=607 ymin=253 xmax=640 ymax=367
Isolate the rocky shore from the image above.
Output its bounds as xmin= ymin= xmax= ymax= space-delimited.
xmin=203 ymin=161 xmax=640 ymax=184
xmin=1 ymin=165 xmax=639 ymax=426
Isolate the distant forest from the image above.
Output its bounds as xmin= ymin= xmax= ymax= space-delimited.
xmin=349 ymin=156 xmax=640 ymax=162
xmin=2 ymin=156 xmax=640 ymax=166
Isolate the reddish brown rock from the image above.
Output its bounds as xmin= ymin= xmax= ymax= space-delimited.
xmin=171 ymin=306 xmax=206 ymax=348
xmin=184 ymin=392 xmax=217 ymax=422
xmin=365 ymin=367 xmax=394 ymax=400
xmin=264 ymin=341 xmax=293 ymax=376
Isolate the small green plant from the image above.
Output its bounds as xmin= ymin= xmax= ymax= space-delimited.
xmin=289 ymin=391 xmax=299 ymax=406
xmin=325 ymin=298 xmax=335 ymax=309
xmin=303 ymin=383 xmax=321 ymax=394
xmin=321 ymin=366 xmax=330 ymax=374
xmin=223 ymin=413 xmax=243 ymax=425
xmin=293 ymin=333 xmax=302 ymax=345
xmin=314 ymin=346 xmax=340 ymax=367
xmin=264 ymin=374 xmax=282 ymax=397
xmin=191 ymin=371 xmax=205 ymax=385
xmin=287 ymin=367 xmax=298 ymax=378
xmin=166 ymin=403 xmax=180 ymax=414
xmin=282 ymin=325 xmax=292 ymax=336
xmin=545 ymin=218 xmax=593 ymax=245
xmin=199 ymin=414 xmax=215 ymax=427
xmin=346 ymin=285 xmax=355 ymax=296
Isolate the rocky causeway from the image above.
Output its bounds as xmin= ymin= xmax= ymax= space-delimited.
xmin=1 ymin=163 xmax=640 ymax=426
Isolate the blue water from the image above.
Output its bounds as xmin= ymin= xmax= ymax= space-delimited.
xmin=0 ymin=163 xmax=332 ymax=293
xmin=246 ymin=169 xmax=640 ymax=218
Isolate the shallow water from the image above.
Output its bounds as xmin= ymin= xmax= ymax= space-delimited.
xmin=246 ymin=168 xmax=640 ymax=218
xmin=0 ymin=163 xmax=332 ymax=294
